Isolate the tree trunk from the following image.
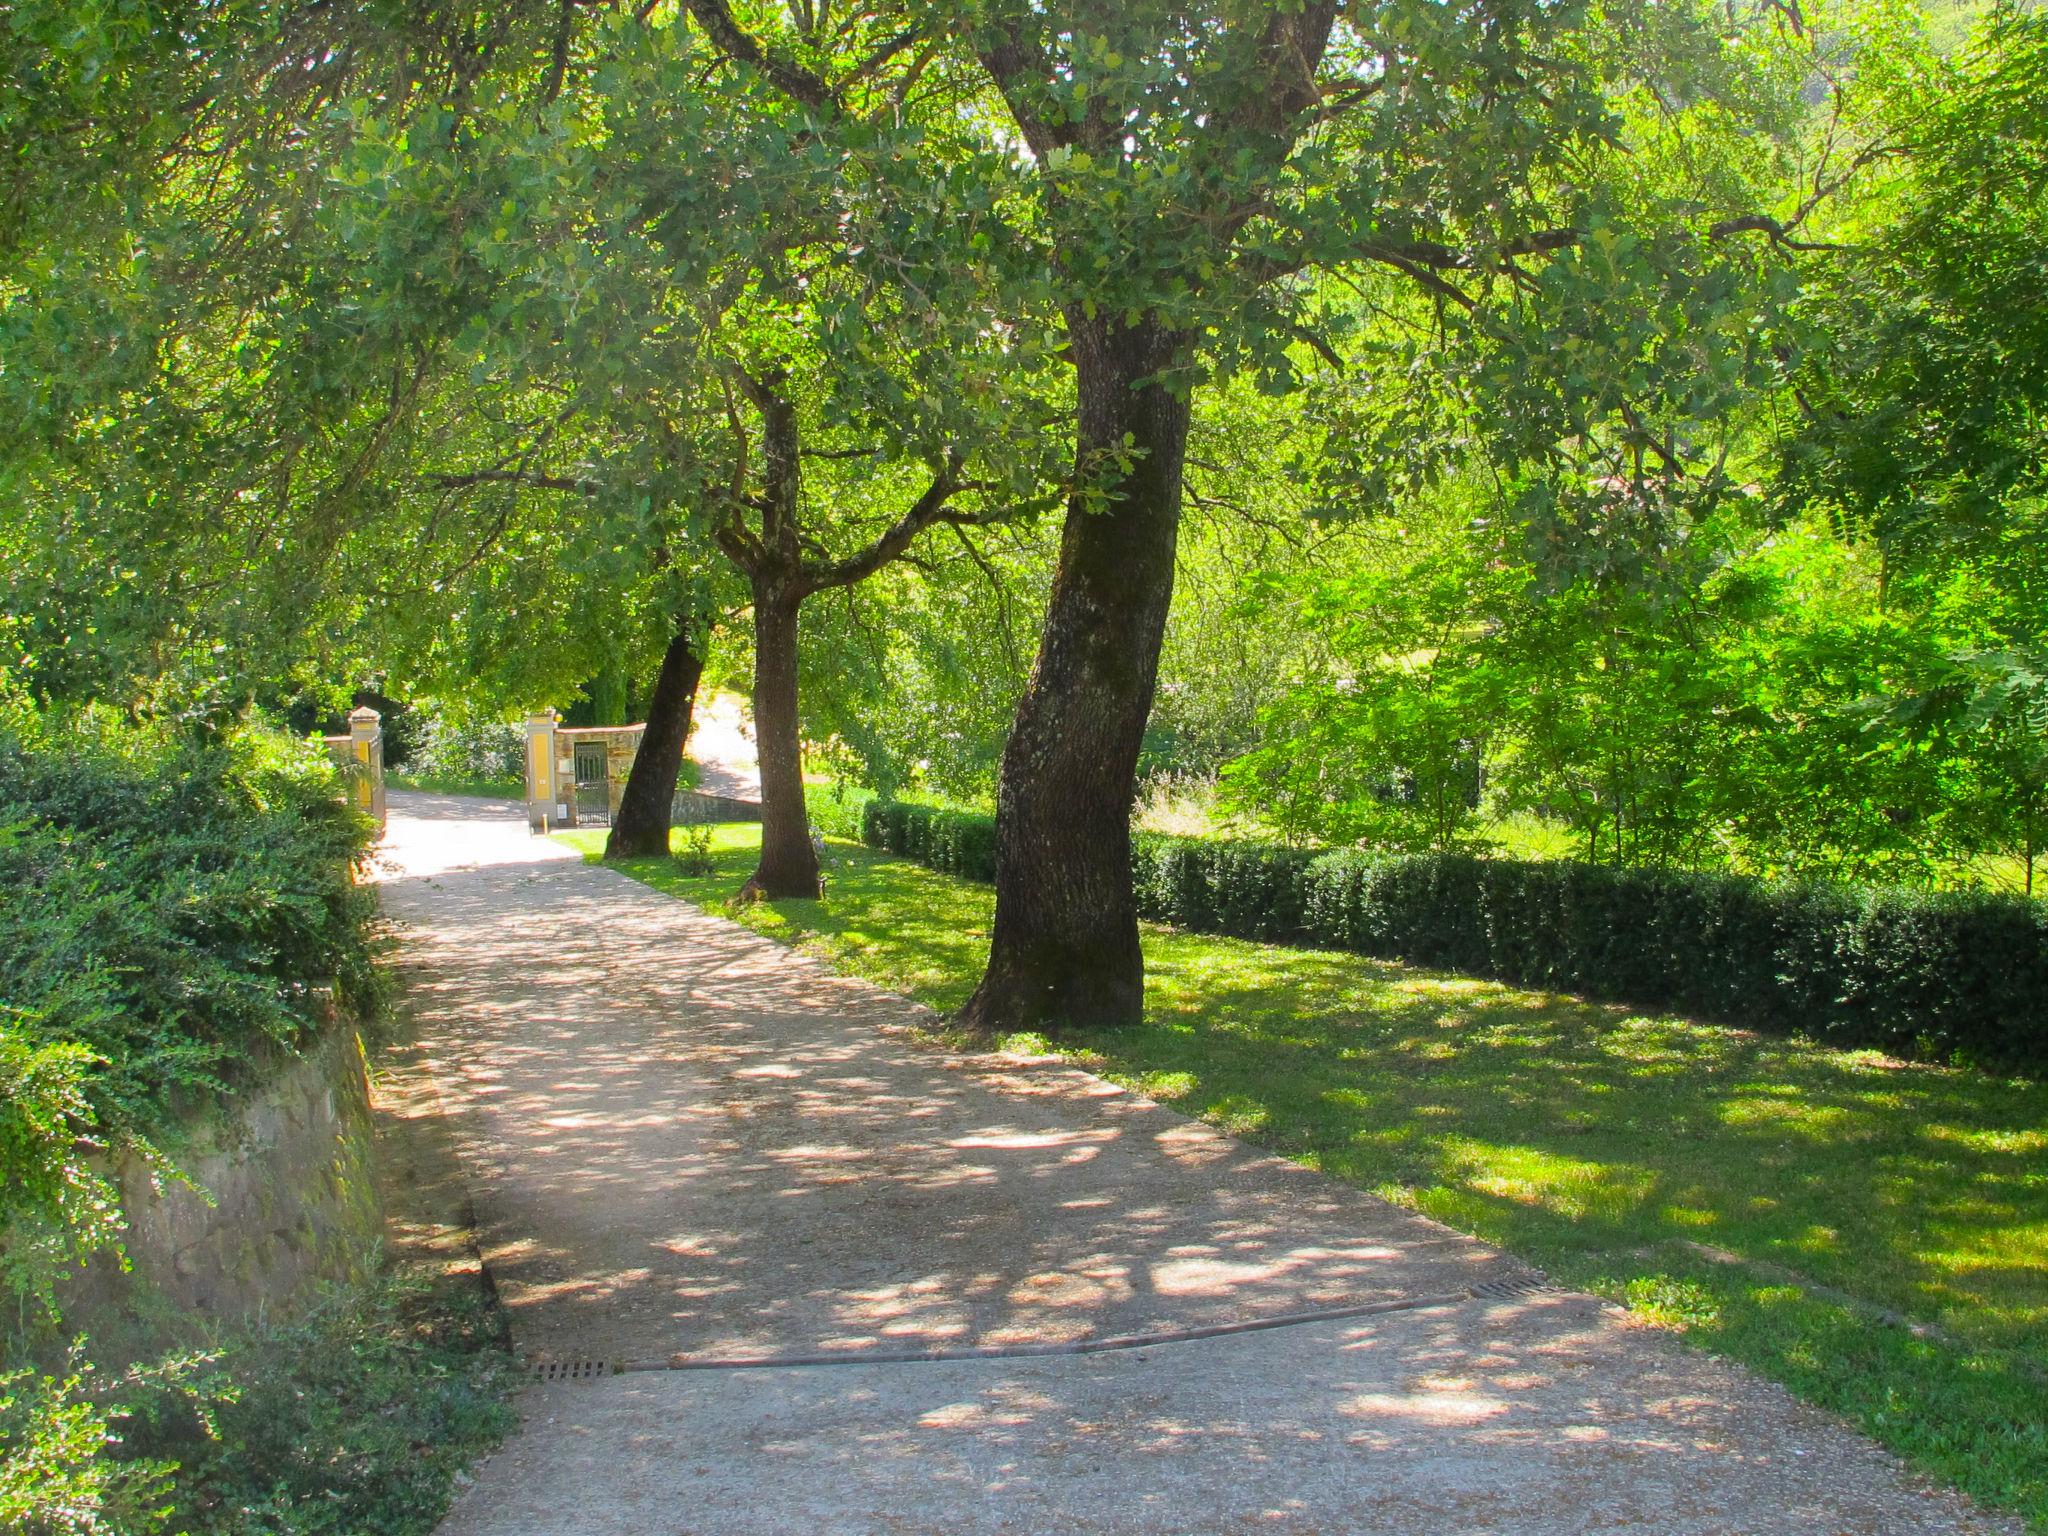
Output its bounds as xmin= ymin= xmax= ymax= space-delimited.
xmin=747 ymin=579 xmax=821 ymax=897
xmin=957 ymin=318 xmax=1190 ymax=1033
xmin=604 ymin=621 xmax=704 ymax=860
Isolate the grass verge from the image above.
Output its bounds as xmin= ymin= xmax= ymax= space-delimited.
xmin=564 ymin=821 xmax=2048 ymax=1528
xmin=387 ymin=772 xmax=523 ymax=800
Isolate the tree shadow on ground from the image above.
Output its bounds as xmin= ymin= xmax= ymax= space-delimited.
xmin=567 ymin=824 xmax=2048 ymax=1521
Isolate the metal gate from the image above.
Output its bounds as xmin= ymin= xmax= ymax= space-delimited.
xmin=572 ymin=739 xmax=611 ymax=826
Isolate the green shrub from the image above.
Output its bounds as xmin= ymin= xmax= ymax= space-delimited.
xmin=1 ymin=706 xmax=381 ymax=1328
xmin=1294 ymin=850 xmax=2047 ymax=1069
xmin=861 ymin=799 xmax=998 ymax=882
xmin=143 ymin=1268 xmax=517 ymax=1536
xmin=0 ymin=1019 xmax=125 ymax=1316
xmin=0 ymin=713 xmax=379 ymax=1133
xmin=865 ymin=799 xmax=2045 ymax=1069
xmin=407 ymin=713 xmax=524 ymax=786
xmin=1130 ymin=834 xmax=1319 ymax=942
xmin=1 ymin=1268 xmax=513 ymax=1536
xmin=0 ymin=1357 xmax=176 ymax=1536
xmin=805 ymin=782 xmax=873 ymax=842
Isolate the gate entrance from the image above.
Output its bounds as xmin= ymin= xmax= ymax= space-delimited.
xmin=523 ymin=712 xmax=647 ymax=832
xmin=573 ymin=739 xmax=610 ymax=825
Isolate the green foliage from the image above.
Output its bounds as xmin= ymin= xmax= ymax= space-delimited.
xmin=0 ymin=1020 xmax=124 ymax=1319
xmin=0 ymin=1355 xmax=175 ymax=1536
xmin=0 ymin=700 xmax=505 ymax=1536
xmin=1887 ymin=644 xmax=2048 ymax=893
xmin=1783 ymin=5 xmax=2048 ymax=570
xmin=803 ymin=781 xmax=875 ymax=843
xmin=1220 ymin=542 xmax=1499 ymax=852
xmin=1298 ymin=849 xmax=2048 ymax=1070
xmin=385 ymin=772 xmax=523 ymax=801
xmin=1130 ymin=837 xmax=1320 ymax=943
xmin=669 ymin=802 xmax=717 ymax=877
xmin=143 ymin=1269 xmax=517 ymax=1536
xmin=1 ymin=1268 xmax=514 ymax=1536
xmin=0 ymin=712 xmax=380 ymax=1135
xmin=406 ymin=713 xmax=525 ymax=789
xmin=861 ymin=799 xmax=998 ymax=884
xmin=0 ymin=702 xmax=380 ymax=1344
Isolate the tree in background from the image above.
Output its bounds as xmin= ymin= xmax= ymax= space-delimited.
xmin=1220 ymin=533 xmax=1502 ymax=853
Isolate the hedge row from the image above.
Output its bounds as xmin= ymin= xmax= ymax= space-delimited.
xmin=862 ymin=801 xmax=2044 ymax=1069
xmin=861 ymin=797 xmax=998 ymax=882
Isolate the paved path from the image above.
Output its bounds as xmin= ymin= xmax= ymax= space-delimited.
xmin=374 ymin=792 xmax=2014 ymax=1535
xmin=687 ymin=693 xmax=759 ymax=802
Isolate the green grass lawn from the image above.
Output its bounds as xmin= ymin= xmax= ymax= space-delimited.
xmin=560 ymin=822 xmax=2048 ymax=1528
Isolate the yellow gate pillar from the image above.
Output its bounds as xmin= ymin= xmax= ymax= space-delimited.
xmin=346 ymin=707 xmax=386 ymax=831
xmin=525 ymin=709 xmax=563 ymax=832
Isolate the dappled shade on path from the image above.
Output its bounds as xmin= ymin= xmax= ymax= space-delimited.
xmin=375 ymin=794 xmax=1525 ymax=1363
xmin=376 ymin=793 xmax=2019 ymax=1535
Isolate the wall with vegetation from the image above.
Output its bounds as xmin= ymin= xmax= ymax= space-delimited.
xmin=55 ymin=1027 xmax=383 ymax=1341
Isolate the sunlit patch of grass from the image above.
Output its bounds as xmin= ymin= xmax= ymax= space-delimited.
xmin=563 ymin=823 xmax=2048 ymax=1529
xmin=1625 ymin=1274 xmax=1722 ymax=1331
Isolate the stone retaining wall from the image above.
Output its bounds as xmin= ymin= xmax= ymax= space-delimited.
xmin=674 ymin=789 xmax=763 ymax=823
xmin=57 ymin=1027 xmax=384 ymax=1339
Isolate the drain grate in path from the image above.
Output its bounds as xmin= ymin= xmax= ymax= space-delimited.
xmin=1469 ymin=1274 xmax=1559 ymax=1301
xmin=637 ymin=1272 xmax=1561 ymax=1375
xmin=531 ymin=1358 xmax=618 ymax=1383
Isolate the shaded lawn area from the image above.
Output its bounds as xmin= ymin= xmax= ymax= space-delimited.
xmin=560 ymin=823 xmax=2048 ymax=1528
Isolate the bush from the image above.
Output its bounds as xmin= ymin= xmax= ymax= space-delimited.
xmin=143 ymin=1268 xmax=516 ymax=1536
xmin=861 ymin=798 xmax=997 ymax=882
xmin=406 ymin=713 xmax=524 ymax=786
xmin=1130 ymin=834 xmax=1319 ymax=942
xmin=805 ymin=782 xmax=874 ymax=843
xmin=864 ymin=800 xmax=2046 ymax=1070
xmin=0 ymin=1356 xmax=175 ymax=1536
xmin=0 ymin=1022 xmax=124 ymax=1315
xmin=0 ymin=707 xmax=380 ymax=1315
xmin=1 ymin=1269 xmax=514 ymax=1536
xmin=0 ymin=713 xmax=380 ymax=1133
xmin=1297 ymin=850 xmax=2048 ymax=1069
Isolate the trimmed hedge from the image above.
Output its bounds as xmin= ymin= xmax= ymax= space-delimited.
xmin=1130 ymin=833 xmax=1320 ymax=943
xmin=1295 ymin=852 xmax=2048 ymax=1068
xmin=862 ymin=800 xmax=2045 ymax=1070
xmin=861 ymin=797 xmax=997 ymax=882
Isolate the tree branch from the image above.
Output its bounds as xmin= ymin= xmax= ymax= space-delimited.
xmin=426 ymin=468 xmax=600 ymax=495
xmin=978 ymin=16 xmax=1072 ymax=158
xmin=800 ymin=457 xmax=963 ymax=592
xmin=684 ymin=0 xmax=833 ymax=109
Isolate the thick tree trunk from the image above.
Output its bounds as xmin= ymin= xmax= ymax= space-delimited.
xmin=604 ymin=621 xmax=704 ymax=860
xmin=957 ymin=318 xmax=1191 ymax=1033
xmin=747 ymin=579 xmax=821 ymax=897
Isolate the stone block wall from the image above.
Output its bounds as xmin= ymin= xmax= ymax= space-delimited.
xmin=57 ymin=1027 xmax=384 ymax=1340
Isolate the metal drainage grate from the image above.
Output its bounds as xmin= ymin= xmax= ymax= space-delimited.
xmin=1469 ymin=1273 xmax=1556 ymax=1301
xmin=530 ymin=1358 xmax=617 ymax=1383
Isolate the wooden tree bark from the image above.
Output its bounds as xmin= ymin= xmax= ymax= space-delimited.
xmin=713 ymin=369 xmax=970 ymax=903
xmin=746 ymin=578 xmax=820 ymax=896
xmin=957 ymin=318 xmax=1190 ymax=1033
xmin=950 ymin=5 xmax=1340 ymax=1033
xmin=604 ymin=620 xmax=705 ymax=860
